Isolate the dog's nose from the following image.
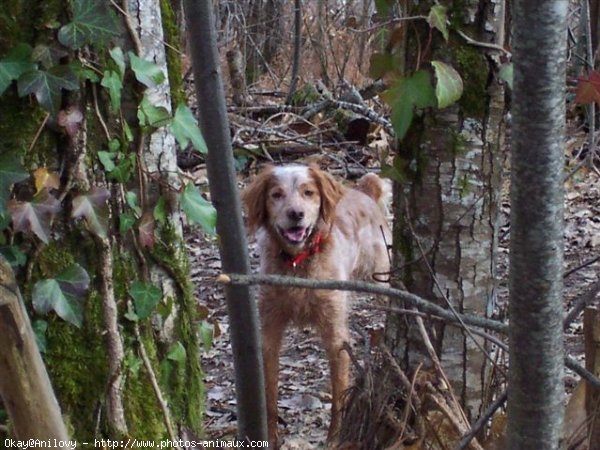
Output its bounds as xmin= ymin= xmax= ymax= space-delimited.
xmin=287 ymin=209 xmax=304 ymax=222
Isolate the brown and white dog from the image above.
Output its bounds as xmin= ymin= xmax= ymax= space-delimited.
xmin=242 ymin=164 xmax=391 ymax=447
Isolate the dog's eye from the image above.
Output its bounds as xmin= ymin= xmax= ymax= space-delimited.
xmin=271 ymin=191 xmax=283 ymax=200
xmin=304 ymin=190 xmax=315 ymax=197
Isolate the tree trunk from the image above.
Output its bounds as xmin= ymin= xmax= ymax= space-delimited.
xmin=0 ymin=0 xmax=203 ymax=439
xmin=184 ymin=0 xmax=268 ymax=442
xmin=385 ymin=0 xmax=508 ymax=419
xmin=507 ymin=2 xmax=567 ymax=447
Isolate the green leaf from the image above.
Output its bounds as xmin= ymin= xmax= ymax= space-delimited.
xmin=428 ymin=5 xmax=449 ymax=41
xmin=98 ymin=150 xmax=116 ymax=171
xmin=57 ymin=0 xmax=119 ymax=50
xmin=180 ymin=183 xmax=216 ymax=233
xmin=125 ymin=191 xmax=141 ymax=215
xmin=69 ymin=60 xmax=100 ymax=82
xmin=17 ymin=65 xmax=79 ymax=116
xmin=153 ymin=195 xmax=168 ymax=224
xmin=32 ymin=44 xmax=67 ymax=69
xmin=109 ymin=47 xmax=126 ymax=79
xmin=0 ymin=245 xmax=27 ymax=267
xmin=32 ymin=320 xmax=48 ymax=353
xmin=32 ymin=265 xmax=89 ymax=328
xmin=129 ymin=52 xmax=165 ymax=87
xmin=129 ymin=281 xmax=162 ymax=320
xmin=167 ymin=341 xmax=187 ymax=363
xmin=119 ymin=211 xmax=137 ymax=235
xmin=71 ymin=186 xmax=110 ymax=237
xmin=101 ymin=70 xmax=122 ymax=113
xmin=0 ymin=152 xmax=29 ymax=206
xmin=109 ymin=154 xmax=136 ymax=183
xmin=390 ymin=99 xmax=414 ymax=141
xmin=405 ymin=70 xmax=437 ymax=109
xmin=0 ymin=44 xmax=36 ymax=95
xmin=138 ymin=95 xmax=171 ymax=128
xmin=369 ymin=52 xmax=395 ymax=79
xmin=431 ymin=61 xmax=463 ymax=108
xmin=170 ymin=105 xmax=208 ymax=153
xmin=498 ymin=62 xmax=513 ymax=90
xmin=198 ymin=321 xmax=214 ymax=352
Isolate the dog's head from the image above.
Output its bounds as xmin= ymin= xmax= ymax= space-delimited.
xmin=242 ymin=164 xmax=345 ymax=253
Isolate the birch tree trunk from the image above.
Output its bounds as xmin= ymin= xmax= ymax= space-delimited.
xmin=507 ymin=0 xmax=567 ymax=447
xmin=0 ymin=0 xmax=203 ymax=439
xmin=385 ymin=0 xmax=508 ymax=419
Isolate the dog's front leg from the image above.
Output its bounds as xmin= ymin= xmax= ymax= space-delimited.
xmin=261 ymin=318 xmax=286 ymax=448
xmin=319 ymin=315 xmax=350 ymax=444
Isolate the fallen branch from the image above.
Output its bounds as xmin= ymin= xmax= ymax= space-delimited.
xmin=218 ymin=273 xmax=600 ymax=389
xmin=217 ymin=273 xmax=507 ymax=333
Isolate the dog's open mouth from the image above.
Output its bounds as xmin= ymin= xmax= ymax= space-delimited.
xmin=280 ymin=226 xmax=310 ymax=245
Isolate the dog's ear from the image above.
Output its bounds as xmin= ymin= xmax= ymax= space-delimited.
xmin=309 ymin=164 xmax=345 ymax=225
xmin=242 ymin=166 xmax=274 ymax=234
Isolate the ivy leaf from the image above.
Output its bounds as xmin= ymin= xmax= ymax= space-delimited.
xmin=109 ymin=154 xmax=136 ymax=183
xmin=180 ymin=183 xmax=216 ymax=233
xmin=129 ymin=52 xmax=165 ymax=87
xmin=404 ymin=70 xmax=437 ymax=108
xmin=198 ymin=320 xmax=215 ymax=352
xmin=153 ymin=195 xmax=168 ymax=224
xmin=17 ymin=65 xmax=79 ymax=116
xmin=57 ymin=106 xmax=84 ymax=136
xmin=101 ymin=70 xmax=122 ymax=113
xmin=138 ymin=95 xmax=171 ymax=128
xmin=167 ymin=341 xmax=187 ymax=363
xmin=8 ymin=189 xmax=61 ymax=243
xmin=0 ymin=245 xmax=27 ymax=267
xmin=33 ymin=320 xmax=48 ymax=353
xmin=0 ymin=152 xmax=29 ymax=206
xmin=32 ymin=44 xmax=67 ymax=69
xmin=137 ymin=212 xmax=155 ymax=248
xmin=69 ymin=60 xmax=100 ymax=82
xmin=428 ymin=5 xmax=449 ymax=41
xmin=575 ymin=71 xmax=600 ymax=104
xmin=109 ymin=47 xmax=126 ymax=79
xmin=390 ymin=99 xmax=414 ymax=141
xmin=98 ymin=150 xmax=116 ymax=172
xmin=33 ymin=167 xmax=60 ymax=194
xmin=431 ymin=61 xmax=463 ymax=108
xmin=57 ymin=0 xmax=119 ymax=50
xmin=32 ymin=264 xmax=90 ymax=328
xmin=170 ymin=105 xmax=208 ymax=153
xmin=119 ymin=211 xmax=136 ymax=235
xmin=498 ymin=63 xmax=513 ymax=90
xmin=129 ymin=281 xmax=162 ymax=320
xmin=0 ymin=43 xmax=36 ymax=95
xmin=71 ymin=186 xmax=110 ymax=238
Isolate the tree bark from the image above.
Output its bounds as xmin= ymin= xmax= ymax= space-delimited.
xmin=0 ymin=256 xmax=69 ymax=440
xmin=386 ymin=0 xmax=507 ymax=419
xmin=507 ymin=0 xmax=567 ymax=448
xmin=184 ymin=0 xmax=268 ymax=442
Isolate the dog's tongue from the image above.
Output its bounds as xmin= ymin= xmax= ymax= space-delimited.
xmin=283 ymin=227 xmax=307 ymax=243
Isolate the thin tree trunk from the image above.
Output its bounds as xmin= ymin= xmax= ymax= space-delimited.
xmin=0 ymin=257 xmax=69 ymax=439
xmin=184 ymin=0 xmax=268 ymax=442
xmin=507 ymin=0 xmax=567 ymax=448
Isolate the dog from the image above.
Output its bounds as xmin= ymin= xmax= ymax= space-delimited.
xmin=242 ymin=164 xmax=391 ymax=447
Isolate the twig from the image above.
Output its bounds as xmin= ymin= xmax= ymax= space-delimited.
xmin=564 ymin=254 xmax=600 ymax=278
xmin=27 ymin=113 xmax=50 ymax=154
xmin=286 ymin=0 xmax=302 ymax=104
xmin=134 ymin=323 xmax=179 ymax=446
xmin=219 ymin=273 xmax=600 ymax=387
xmin=455 ymin=29 xmax=512 ymax=57
xmin=97 ymin=236 xmax=128 ymax=435
xmin=563 ymin=278 xmax=600 ymax=329
xmin=454 ymin=390 xmax=508 ymax=450
xmin=218 ymin=273 xmax=508 ymax=333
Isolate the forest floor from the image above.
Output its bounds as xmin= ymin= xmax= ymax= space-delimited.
xmin=185 ymin=142 xmax=600 ymax=448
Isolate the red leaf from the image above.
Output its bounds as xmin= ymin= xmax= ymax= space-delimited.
xmin=575 ymin=71 xmax=600 ymax=104
xmin=8 ymin=189 xmax=61 ymax=243
xmin=72 ymin=186 xmax=110 ymax=237
xmin=137 ymin=211 xmax=155 ymax=248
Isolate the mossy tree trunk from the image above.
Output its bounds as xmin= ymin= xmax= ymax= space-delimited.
xmin=0 ymin=0 xmax=203 ymax=440
xmin=385 ymin=0 xmax=508 ymax=419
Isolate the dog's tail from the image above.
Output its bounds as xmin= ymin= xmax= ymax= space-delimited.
xmin=356 ymin=173 xmax=391 ymax=213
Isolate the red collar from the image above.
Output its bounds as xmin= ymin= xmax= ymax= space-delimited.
xmin=282 ymin=233 xmax=323 ymax=268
